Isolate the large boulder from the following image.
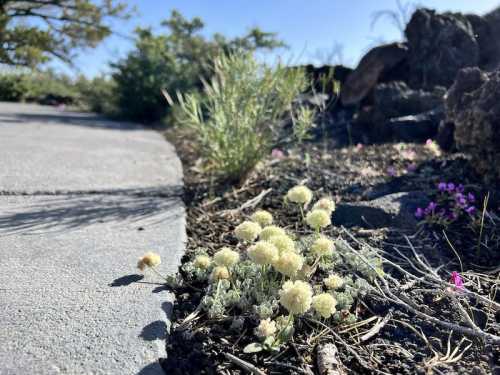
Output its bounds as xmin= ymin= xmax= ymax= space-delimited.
xmin=369 ymin=81 xmax=445 ymax=142
xmin=405 ymin=8 xmax=480 ymax=89
xmin=341 ymin=42 xmax=408 ymax=105
xmin=481 ymin=7 xmax=500 ymax=70
xmin=332 ymin=192 xmax=429 ymax=230
xmin=446 ymin=67 xmax=500 ymax=181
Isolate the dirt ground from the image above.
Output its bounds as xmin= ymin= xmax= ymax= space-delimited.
xmin=162 ymin=131 xmax=500 ymax=375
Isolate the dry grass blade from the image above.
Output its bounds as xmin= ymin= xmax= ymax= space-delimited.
xmin=224 ymin=353 xmax=266 ymax=375
xmin=360 ymin=311 xmax=392 ymax=342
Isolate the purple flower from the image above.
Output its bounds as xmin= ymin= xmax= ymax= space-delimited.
xmin=467 ymin=192 xmax=475 ymax=203
xmin=438 ymin=182 xmax=447 ymax=192
xmin=455 ymin=194 xmax=467 ymax=207
xmin=456 ymin=184 xmax=464 ymax=193
xmin=446 ymin=183 xmax=456 ymax=193
xmin=415 ymin=207 xmax=424 ymax=219
xmin=447 ymin=212 xmax=458 ymax=221
xmin=406 ymin=163 xmax=417 ymax=173
xmin=428 ymin=202 xmax=437 ymax=211
xmin=465 ymin=206 xmax=476 ymax=215
xmin=450 ymin=271 xmax=464 ymax=290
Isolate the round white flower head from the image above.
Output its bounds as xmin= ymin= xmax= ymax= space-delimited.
xmin=324 ymin=274 xmax=344 ymax=290
xmin=306 ymin=209 xmax=331 ymax=230
xmin=286 ymin=185 xmax=313 ymax=205
xmin=260 ymin=225 xmax=286 ymax=241
xmin=255 ymin=318 xmax=277 ymax=338
xmin=193 ymin=255 xmax=211 ymax=270
xmin=251 ymin=210 xmax=273 ymax=227
xmin=279 ymin=280 xmax=313 ymax=315
xmin=311 ymin=236 xmax=334 ymax=257
xmin=213 ymin=247 xmax=240 ymax=267
xmin=137 ymin=252 xmax=161 ymax=271
xmin=269 ymin=234 xmax=295 ymax=253
xmin=273 ymin=250 xmax=304 ymax=277
xmin=235 ymin=221 xmax=262 ymax=242
xmin=211 ymin=266 xmax=230 ymax=281
xmin=247 ymin=241 xmax=279 ymax=265
xmin=313 ymin=198 xmax=336 ymax=213
xmin=312 ymin=293 xmax=337 ymax=319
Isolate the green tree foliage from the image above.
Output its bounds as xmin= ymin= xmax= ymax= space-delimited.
xmin=0 ymin=0 xmax=130 ymax=67
xmin=0 ymin=69 xmax=78 ymax=103
xmin=111 ymin=10 xmax=286 ymax=123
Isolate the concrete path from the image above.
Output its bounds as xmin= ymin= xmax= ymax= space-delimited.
xmin=0 ymin=103 xmax=185 ymax=374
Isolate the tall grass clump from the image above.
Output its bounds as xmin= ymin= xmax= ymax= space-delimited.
xmin=173 ymin=52 xmax=312 ymax=182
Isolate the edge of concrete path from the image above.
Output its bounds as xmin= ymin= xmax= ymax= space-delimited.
xmin=0 ymin=103 xmax=188 ymax=375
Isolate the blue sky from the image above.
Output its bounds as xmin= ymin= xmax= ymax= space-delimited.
xmin=54 ymin=0 xmax=500 ymax=77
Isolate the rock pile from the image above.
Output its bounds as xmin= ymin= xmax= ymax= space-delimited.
xmin=299 ymin=6 xmax=500 ymax=180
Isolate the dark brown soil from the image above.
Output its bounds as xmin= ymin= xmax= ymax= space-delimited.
xmin=162 ymin=130 xmax=500 ymax=375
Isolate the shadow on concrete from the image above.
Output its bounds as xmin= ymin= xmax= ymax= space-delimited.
xmin=136 ymin=362 xmax=165 ymax=375
xmin=0 ymin=191 xmax=183 ymax=235
xmin=139 ymin=321 xmax=168 ymax=341
xmin=110 ymin=274 xmax=145 ymax=287
xmin=9 ymin=112 xmax=147 ymax=131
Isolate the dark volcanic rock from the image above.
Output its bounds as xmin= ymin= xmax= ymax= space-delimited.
xmin=446 ymin=67 xmax=500 ymax=181
xmin=332 ymin=192 xmax=429 ymax=230
xmin=405 ymin=8 xmax=479 ymax=89
xmin=341 ymin=42 xmax=408 ymax=105
xmin=374 ymin=81 xmax=444 ymax=119
xmin=300 ymin=64 xmax=353 ymax=95
xmin=369 ymin=81 xmax=445 ymax=142
xmin=481 ymin=7 xmax=500 ymax=71
xmin=436 ymin=121 xmax=455 ymax=151
xmin=389 ymin=109 xmax=444 ymax=142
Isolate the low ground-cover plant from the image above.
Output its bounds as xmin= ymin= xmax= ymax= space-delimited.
xmin=150 ymin=186 xmax=384 ymax=354
xmin=172 ymin=52 xmax=313 ymax=182
xmin=415 ymin=182 xmax=479 ymax=227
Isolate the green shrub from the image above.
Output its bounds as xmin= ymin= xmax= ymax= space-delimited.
xmin=0 ymin=72 xmax=28 ymax=101
xmin=0 ymin=70 xmax=78 ymax=104
xmin=75 ymin=75 xmax=118 ymax=116
xmin=111 ymin=10 xmax=285 ymax=124
xmin=173 ymin=52 xmax=312 ymax=182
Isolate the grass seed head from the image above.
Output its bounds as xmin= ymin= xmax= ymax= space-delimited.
xmin=137 ymin=252 xmax=161 ymax=271
xmin=248 ymin=241 xmax=279 ymax=265
xmin=312 ymin=293 xmax=337 ymax=319
xmin=286 ymin=185 xmax=313 ymax=205
xmin=235 ymin=221 xmax=262 ymax=242
xmin=251 ymin=210 xmax=273 ymax=227
xmin=213 ymin=247 xmax=240 ymax=267
xmin=279 ymin=280 xmax=313 ymax=315
xmin=306 ymin=209 xmax=331 ymax=230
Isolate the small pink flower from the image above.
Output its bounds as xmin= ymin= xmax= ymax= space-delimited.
xmin=450 ymin=271 xmax=464 ymax=290
xmin=355 ymin=143 xmax=363 ymax=152
xmin=271 ymin=148 xmax=285 ymax=159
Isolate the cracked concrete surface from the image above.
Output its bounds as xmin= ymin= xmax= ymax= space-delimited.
xmin=0 ymin=103 xmax=185 ymax=375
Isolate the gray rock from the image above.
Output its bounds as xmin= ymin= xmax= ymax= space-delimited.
xmin=341 ymin=42 xmax=408 ymax=105
xmin=405 ymin=8 xmax=479 ymax=88
xmin=446 ymin=67 xmax=500 ymax=181
xmin=0 ymin=103 xmax=186 ymax=374
xmin=332 ymin=192 xmax=429 ymax=230
xmin=369 ymin=81 xmax=445 ymax=142
xmin=389 ymin=108 xmax=444 ymax=142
